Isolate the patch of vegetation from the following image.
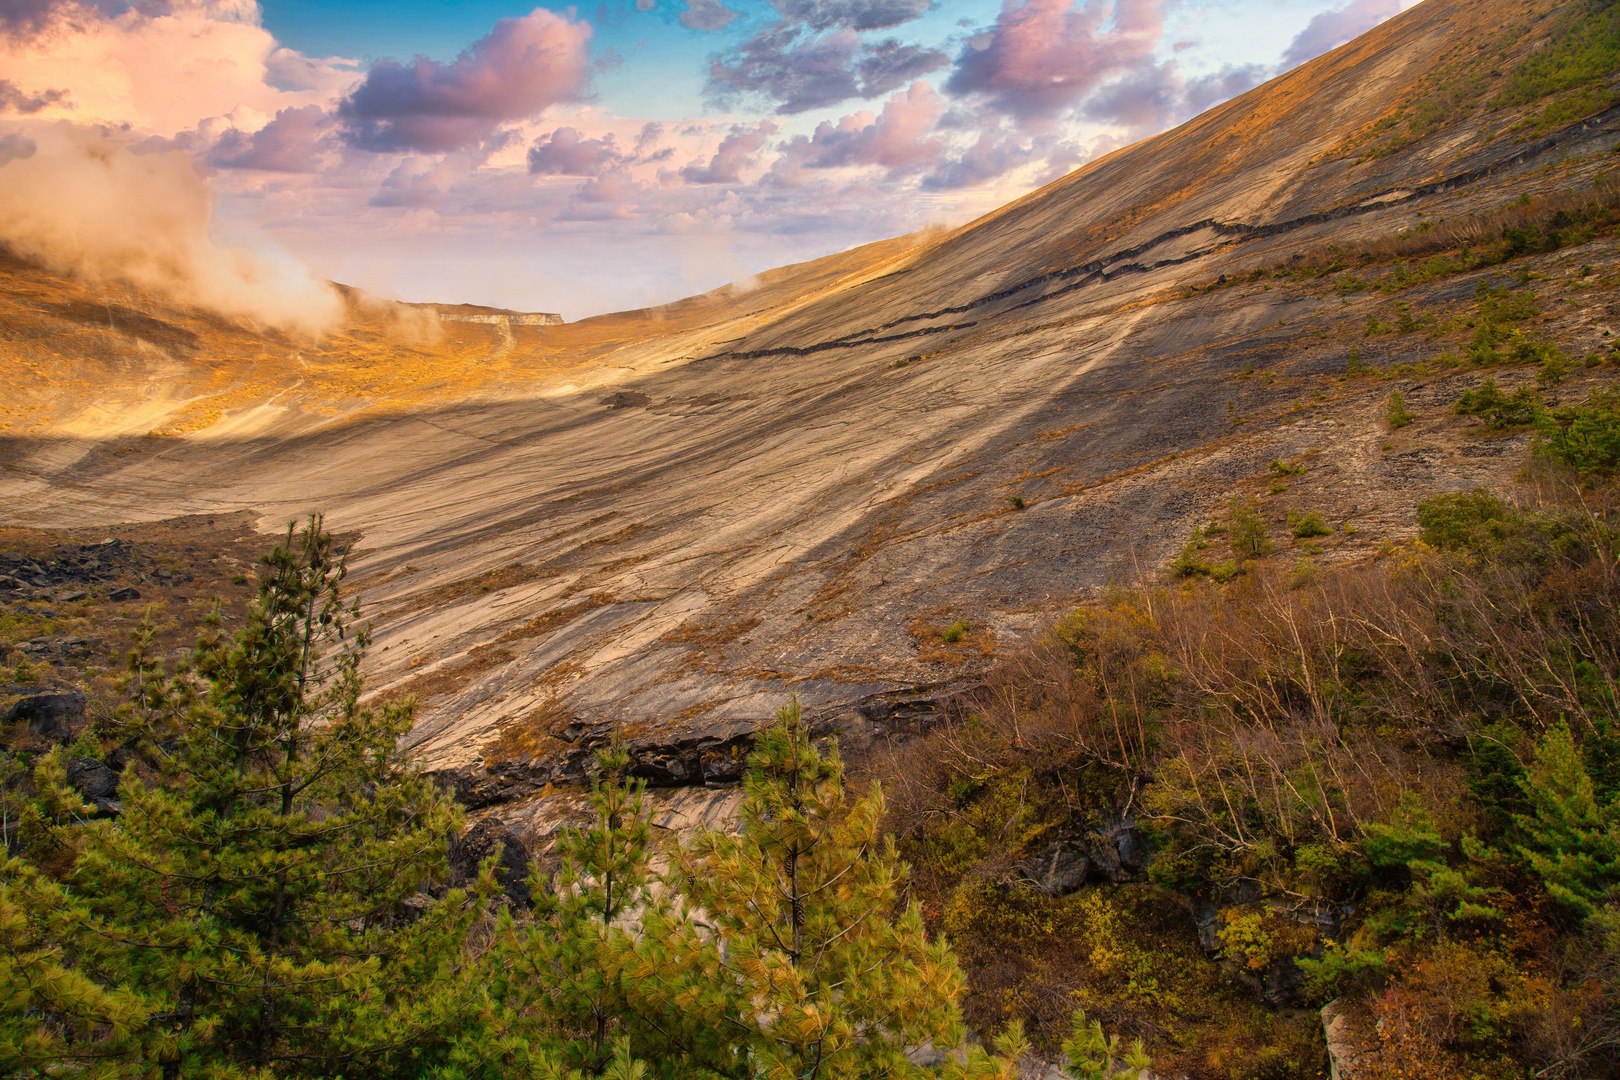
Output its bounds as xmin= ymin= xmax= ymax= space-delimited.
xmin=885 ymin=460 xmax=1620 ymax=1079
xmin=1386 ymin=389 xmax=1414 ymax=429
xmin=1495 ymin=0 xmax=1620 ymax=124
xmin=1287 ymin=509 xmax=1333 ymax=539
xmin=1537 ymin=384 xmax=1620 ymax=473
xmin=1455 ymin=376 xmax=1543 ymax=428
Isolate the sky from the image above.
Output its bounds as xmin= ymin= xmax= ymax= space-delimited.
xmin=0 ymin=0 xmax=1419 ymax=321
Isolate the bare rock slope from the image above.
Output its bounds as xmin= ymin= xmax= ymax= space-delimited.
xmin=4 ymin=0 xmax=1618 ymax=803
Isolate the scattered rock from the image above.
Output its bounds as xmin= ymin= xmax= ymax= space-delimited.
xmin=20 ymin=637 xmax=91 ymax=661
xmin=1024 ymin=815 xmax=1148 ymax=893
xmin=3 ymin=688 xmax=86 ymax=739
xmin=108 ymin=586 xmax=141 ymax=601
xmin=625 ymin=718 xmax=756 ymax=786
xmin=56 ymin=590 xmax=87 ymax=603
xmin=67 ymin=756 xmax=122 ymax=816
xmin=396 ymin=893 xmax=437 ymax=925
xmin=449 ymin=816 xmax=534 ymax=908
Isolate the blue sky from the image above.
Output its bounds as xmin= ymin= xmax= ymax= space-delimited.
xmin=0 ymin=0 xmax=1416 ymax=318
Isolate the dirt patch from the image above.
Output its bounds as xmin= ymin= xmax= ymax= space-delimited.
xmin=0 ymin=512 xmax=275 ymax=751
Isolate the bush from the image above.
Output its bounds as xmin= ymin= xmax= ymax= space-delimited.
xmin=1416 ymin=489 xmax=1520 ymax=553
xmin=1288 ymin=509 xmax=1333 ymax=539
xmin=1537 ymin=386 xmax=1620 ymax=474
xmin=1229 ymin=501 xmax=1272 ymax=560
xmin=1386 ymin=390 xmax=1415 ymax=429
xmin=1455 ymin=377 xmax=1542 ymax=429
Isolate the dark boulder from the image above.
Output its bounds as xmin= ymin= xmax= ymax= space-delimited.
xmin=1024 ymin=814 xmax=1149 ymax=894
xmin=67 ymin=756 xmax=122 ymax=816
xmin=449 ymin=816 xmax=533 ymax=908
xmin=3 ymin=688 xmax=86 ymax=739
xmin=108 ymin=586 xmax=141 ymax=602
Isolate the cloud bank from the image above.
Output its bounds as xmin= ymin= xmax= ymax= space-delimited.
xmin=0 ymin=123 xmax=342 ymax=333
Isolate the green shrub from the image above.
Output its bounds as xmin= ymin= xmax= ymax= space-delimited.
xmin=1416 ymin=489 xmax=1521 ymax=553
xmin=1229 ymin=501 xmax=1272 ymax=560
xmin=1514 ymin=722 xmax=1620 ymax=919
xmin=1454 ymin=377 xmax=1541 ymax=429
xmin=1536 ymin=386 xmax=1620 ymax=474
xmin=942 ymin=619 xmax=971 ymax=643
xmin=1288 ymin=509 xmax=1333 ymax=539
xmin=1386 ymin=390 xmax=1414 ymax=429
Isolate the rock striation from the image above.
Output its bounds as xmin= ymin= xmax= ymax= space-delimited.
xmin=2 ymin=0 xmax=1615 ymax=814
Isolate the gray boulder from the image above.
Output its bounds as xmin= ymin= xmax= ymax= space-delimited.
xmin=3 ymin=688 xmax=86 ymax=739
xmin=67 ymin=755 xmax=122 ymax=816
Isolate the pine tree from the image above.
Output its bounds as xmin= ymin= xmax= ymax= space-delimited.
xmin=48 ymin=515 xmax=487 ymax=1078
xmin=1 ymin=852 xmax=158 ymax=1076
xmin=1062 ymin=1009 xmax=1151 ymax=1080
xmin=505 ymin=741 xmax=657 ymax=1074
xmin=1515 ymin=721 xmax=1620 ymax=918
xmin=626 ymin=697 xmax=966 ymax=1080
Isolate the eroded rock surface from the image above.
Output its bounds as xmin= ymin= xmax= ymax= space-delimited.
xmin=2 ymin=0 xmax=1615 ymax=808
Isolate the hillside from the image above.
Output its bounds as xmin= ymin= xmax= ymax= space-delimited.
xmin=1 ymin=0 xmax=1618 ymax=796
xmin=10 ymin=0 xmax=1620 ymax=1073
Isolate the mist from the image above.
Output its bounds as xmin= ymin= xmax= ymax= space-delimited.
xmin=0 ymin=122 xmax=342 ymax=335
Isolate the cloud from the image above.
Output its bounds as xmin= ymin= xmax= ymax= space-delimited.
xmin=922 ymin=127 xmax=1044 ymax=189
xmin=211 ymin=103 xmax=327 ymax=171
xmin=710 ymin=24 xmax=946 ymax=113
xmin=782 ymin=80 xmax=945 ymax=174
xmin=1180 ymin=63 xmax=1268 ymax=117
xmin=680 ymin=119 xmax=776 ymax=183
xmin=0 ymin=123 xmax=341 ymax=333
xmin=528 ymin=126 xmax=623 ymax=175
xmin=679 ymin=0 xmax=740 ymax=32
xmin=559 ymin=168 xmax=646 ymax=219
xmin=1280 ymin=0 xmax=1400 ymax=69
xmin=338 ymin=7 xmax=591 ymax=153
xmin=0 ymin=77 xmax=66 ymax=113
xmin=0 ymin=131 xmax=35 ymax=164
xmin=0 ymin=2 xmax=348 ymax=135
xmin=946 ymin=0 xmax=1166 ymax=123
xmin=768 ymin=0 xmax=932 ymax=32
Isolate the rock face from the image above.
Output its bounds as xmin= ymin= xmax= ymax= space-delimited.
xmin=0 ymin=0 xmax=1613 ymax=800
xmin=3 ymin=688 xmax=86 ymax=739
xmin=1024 ymin=816 xmax=1148 ymax=894
xmin=1321 ymin=1000 xmax=1365 ymax=1080
xmin=449 ymin=816 xmax=534 ymax=908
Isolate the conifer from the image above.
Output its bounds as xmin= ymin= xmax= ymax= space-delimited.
xmin=1515 ymin=721 xmax=1620 ymax=918
xmin=49 ymin=515 xmax=486 ymax=1078
xmin=508 ymin=740 xmax=657 ymax=1073
xmin=630 ymin=697 xmax=966 ymax=1079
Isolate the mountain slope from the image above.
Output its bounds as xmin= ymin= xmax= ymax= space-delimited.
xmin=4 ymin=0 xmax=1620 ymax=796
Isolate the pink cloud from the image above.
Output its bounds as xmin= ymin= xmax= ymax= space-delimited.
xmin=0 ymin=2 xmax=349 ymax=134
xmin=1281 ymin=0 xmax=1401 ymax=69
xmin=680 ymin=119 xmax=777 ymax=183
xmin=945 ymin=0 xmax=1166 ymax=123
xmin=784 ymin=80 xmax=946 ymax=175
xmin=211 ymin=103 xmax=328 ymax=171
xmin=528 ymin=125 xmax=623 ymax=175
xmin=338 ymin=8 xmax=591 ymax=153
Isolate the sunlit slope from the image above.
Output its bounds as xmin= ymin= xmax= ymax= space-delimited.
xmin=728 ymin=0 xmax=1589 ymax=356
xmin=5 ymin=0 xmax=1620 ymax=784
xmin=0 ymin=233 xmax=924 ymax=441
